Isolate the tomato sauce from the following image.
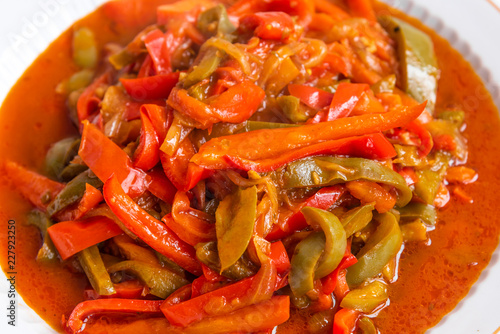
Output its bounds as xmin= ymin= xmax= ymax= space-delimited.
xmin=0 ymin=1 xmax=499 ymax=333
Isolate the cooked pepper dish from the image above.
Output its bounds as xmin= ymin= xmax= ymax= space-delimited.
xmin=1 ymin=0 xmax=500 ymax=333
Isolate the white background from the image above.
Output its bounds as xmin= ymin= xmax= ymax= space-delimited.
xmin=0 ymin=0 xmax=499 ymax=333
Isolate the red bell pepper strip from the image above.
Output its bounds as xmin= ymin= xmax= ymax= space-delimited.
xmin=334 ymin=269 xmax=351 ymax=301
xmin=144 ymin=29 xmax=175 ymax=74
xmin=405 ymin=120 xmax=434 ymax=157
xmin=168 ymin=295 xmax=290 ymax=334
xmin=192 ymin=102 xmax=427 ymax=170
xmin=79 ymin=121 xmax=147 ymax=198
xmin=120 ymin=72 xmax=180 ymax=100
xmin=55 ymin=183 xmax=104 ymax=222
xmin=269 ymin=241 xmax=290 ymax=274
xmin=266 ymin=186 xmax=345 ymax=241
xmin=228 ymin=0 xmax=314 ymax=27
xmin=77 ymin=72 xmax=111 ymax=124
xmin=142 ymin=104 xmax=173 ymax=143
xmin=163 ymin=284 xmax=192 ymax=307
xmin=288 ymin=84 xmax=333 ymax=110
xmin=160 ymin=137 xmax=210 ymax=192
xmin=162 ymin=261 xmax=277 ymax=327
xmin=346 ymin=0 xmax=377 ymax=22
xmin=321 ymin=243 xmax=358 ymax=295
xmin=240 ymin=12 xmax=294 ymax=41
xmin=133 ymin=110 xmax=160 ymax=171
xmin=145 ymin=167 xmax=177 ymax=204
xmin=3 ymin=160 xmax=64 ymax=211
xmin=84 ymin=280 xmax=146 ymax=300
xmin=47 ymin=216 xmax=123 ymax=260
xmin=397 ymin=166 xmax=418 ymax=186
xmin=103 ymin=176 xmax=201 ymax=275
xmin=333 ymin=308 xmax=361 ymax=334
xmin=346 ymin=180 xmax=397 ymax=213
xmin=433 ymin=134 xmax=456 ymax=152
xmin=201 ymin=263 xmax=226 ymax=282
xmin=66 ymin=299 xmax=163 ymax=333
xmin=308 ymin=83 xmax=369 ymax=123
xmin=167 ymin=81 xmax=265 ymax=129
xmin=224 ymin=133 xmax=396 ymax=172
xmin=163 ymin=191 xmax=216 ymax=246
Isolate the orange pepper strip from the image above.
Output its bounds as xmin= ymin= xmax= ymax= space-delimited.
xmin=103 ymin=176 xmax=201 ymax=275
xmin=332 ymin=308 xmax=361 ymax=334
xmin=446 ymin=166 xmax=478 ymax=184
xmin=346 ymin=180 xmax=397 ymax=213
xmin=3 ymin=160 xmax=64 ymax=211
xmin=192 ymin=102 xmax=427 ymax=170
xmin=168 ymin=295 xmax=290 ymax=334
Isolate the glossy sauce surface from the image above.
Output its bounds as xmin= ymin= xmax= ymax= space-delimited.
xmin=0 ymin=1 xmax=499 ymax=333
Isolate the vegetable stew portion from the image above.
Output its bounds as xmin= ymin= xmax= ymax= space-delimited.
xmin=1 ymin=0 xmax=499 ymax=333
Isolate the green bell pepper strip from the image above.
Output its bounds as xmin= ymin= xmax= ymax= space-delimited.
xmin=277 ymin=95 xmax=310 ymax=123
xmin=195 ymin=241 xmax=258 ymax=280
xmin=73 ymin=27 xmax=98 ymax=69
xmin=183 ymin=47 xmax=222 ymax=88
xmin=346 ymin=212 xmax=403 ymax=286
xmin=341 ymin=204 xmax=375 ymax=238
xmin=281 ymin=156 xmax=412 ymax=207
xmin=26 ymin=211 xmax=59 ymax=262
xmin=379 ymin=16 xmax=438 ymax=113
xmin=340 ymin=280 xmax=388 ymax=313
xmin=414 ymin=169 xmax=441 ymax=205
xmin=358 ymin=317 xmax=378 ymax=334
xmin=107 ymin=260 xmax=188 ymax=299
xmin=197 ymin=4 xmax=236 ymax=38
xmin=78 ymin=245 xmax=116 ymax=296
xmin=398 ymin=202 xmax=437 ymax=226
xmin=437 ymin=110 xmax=465 ymax=126
xmin=301 ymin=207 xmax=347 ymax=279
xmin=243 ymin=121 xmax=299 ymax=132
xmin=216 ymin=186 xmax=257 ymax=271
xmin=393 ymin=144 xmax=426 ymax=167
xmin=289 ymin=231 xmax=325 ymax=297
xmin=46 ymin=169 xmax=103 ymax=217
xmin=44 ymin=137 xmax=81 ymax=181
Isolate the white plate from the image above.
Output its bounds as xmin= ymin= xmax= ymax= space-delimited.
xmin=0 ymin=0 xmax=499 ymax=333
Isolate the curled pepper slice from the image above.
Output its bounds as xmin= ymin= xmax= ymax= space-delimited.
xmin=66 ymin=299 xmax=162 ymax=333
xmin=346 ymin=212 xmax=403 ymax=286
xmin=301 ymin=207 xmax=347 ymax=279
